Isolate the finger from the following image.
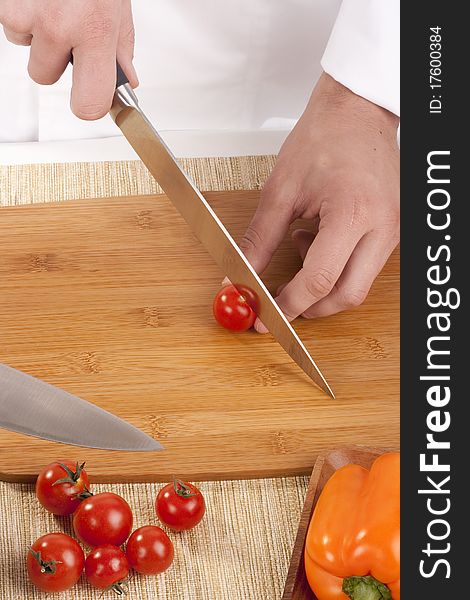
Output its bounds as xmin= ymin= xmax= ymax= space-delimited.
xmin=28 ymin=35 xmax=70 ymax=84
xmin=239 ymin=186 xmax=294 ymax=274
xmin=246 ymin=222 xmax=315 ymax=335
xmin=274 ymin=208 xmax=367 ymax=320
xmin=70 ymin=13 xmax=120 ymax=120
xmin=302 ymin=231 xmax=398 ymax=319
xmin=117 ymin=0 xmax=138 ymax=88
xmin=244 ymin=187 xmax=294 ymax=334
xmin=3 ymin=27 xmax=32 ymax=46
xmin=71 ymin=44 xmax=118 ymax=120
xmin=254 ymin=318 xmax=269 ymax=334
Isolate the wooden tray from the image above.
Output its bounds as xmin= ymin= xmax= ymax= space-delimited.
xmin=0 ymin=192 xmax=399 ymax=482
xmin=282 ymin=446 xmax=390 ymax=600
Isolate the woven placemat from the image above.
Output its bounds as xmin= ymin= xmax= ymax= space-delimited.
xmin=0 ymin=156 xmax=276 ymax=205
xmin=0 ymin=155 xmax=309 ymax=600
xmin=0 ymin=478 xmax=308 ymax=600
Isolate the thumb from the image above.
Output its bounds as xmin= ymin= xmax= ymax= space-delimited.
xmin=239 ymin=187 xmax=293 ymax=274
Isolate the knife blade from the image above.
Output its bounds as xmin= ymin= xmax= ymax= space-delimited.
xmin=110 ymin=78 xmax=333 ymax=397
xmin=0 ymin=364 xmax=163 ymax=451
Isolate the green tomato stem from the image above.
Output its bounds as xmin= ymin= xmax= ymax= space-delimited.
xmin=173 ymin=479 xmax=196 ymax=498
xmin=111 ymin=581 xmax=129 ymax=596
xmin=29 ymin=548 xmax=61 ymax=575
xmin=342 ymin=576 xmax=392 ymax=600
xmin=53 ymin=461 xmax=86 ymax=486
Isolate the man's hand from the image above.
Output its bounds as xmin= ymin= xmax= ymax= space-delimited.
xmin=240 ymin=72 xmax=400 ymax=332
xmin=0 ymin=0 xmax=138 ymax=119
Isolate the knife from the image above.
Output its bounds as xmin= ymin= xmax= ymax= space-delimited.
xmin=110 ymin=66 xmax=334 ymax=397
xmin=0 ymin=364 xmax=163 ymax=451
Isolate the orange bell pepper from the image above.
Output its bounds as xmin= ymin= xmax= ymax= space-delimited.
xmin=304 ymin=452 xmax=400 ymax=600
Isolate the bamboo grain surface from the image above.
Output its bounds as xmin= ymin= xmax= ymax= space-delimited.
xmin=0 ymin=190 xmax=399 ymax=482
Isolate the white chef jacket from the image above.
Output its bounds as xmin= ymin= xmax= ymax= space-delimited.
xmin=0 ymin=0 xmax=399 ymax=151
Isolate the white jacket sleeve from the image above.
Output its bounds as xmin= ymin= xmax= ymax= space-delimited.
xmin=321 ymin=0 xmax=400 ymax=117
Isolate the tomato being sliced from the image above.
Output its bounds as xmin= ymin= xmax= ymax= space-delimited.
xmin=155 ymin=480 xmax=206 ymax=531
xmin=126 ymin=525 xmax=174 ymax=575
xmin=85 ymin=545 xmax=129 ymax=594
xmin=27 ymin=533 xmax=84 ymax=593
xmin=35 ymin=460 xmax=91 ymax=516
xmin=73 ymin=492 xmax=133 ymax=547
xmin=213 ymin=284 xmax=258 ymax=332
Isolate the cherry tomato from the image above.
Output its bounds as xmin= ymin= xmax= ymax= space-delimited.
xmin=156 ymin=480 xmax=206 ymax=531
xmin=85 ymin=545 xmax=129 ymax=594
xmin=73 ymin=492 xmax=133 ymax=547
xmin=35 ymin=460 xmax=91 ymax=516
xmin=27 ymin=533 xmax=84 ymax=593
xmin=126 ymin=525 xmax=174 ymax=575
xmin=213 ymin=284 xmax=258 ymax=331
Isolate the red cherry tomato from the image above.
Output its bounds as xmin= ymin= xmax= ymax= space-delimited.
xmin=213 ymin=284 xmax=258 ymax=331
xmin=126 ymin=525 xmax=174 ymax=575
xmin=35 ymin=460 xmax=91 ymax=516
xmin=156 ymin=480 xmax=206 ymax=531
xmin=73 ymin=492 xmax=133 ymax=547
xmin=85 ymin=545 xmax=129 ymax=593
xmin=27 ymin=533 xmax=84 ymax=593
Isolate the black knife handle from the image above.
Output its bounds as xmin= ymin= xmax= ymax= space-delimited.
xmin=69 ymin=56 xmax=129 ymax=89
xmin=116 ymin=62 xmax=129 ymax=88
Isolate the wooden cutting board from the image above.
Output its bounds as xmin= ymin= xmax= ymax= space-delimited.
xmin=0 ymin=191 xmax=399 ymax=482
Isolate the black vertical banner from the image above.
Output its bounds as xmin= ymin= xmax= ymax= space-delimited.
xmin=401 ymin=3 xmax=465 ymax=598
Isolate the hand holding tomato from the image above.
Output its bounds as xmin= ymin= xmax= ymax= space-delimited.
xmin=36 ymin=461 xmax=91 ymax=515
xmin=156 ymin=480 xmax=206 ymax=531
xmin=73 ymin=492 xmax=133 ymax=547
xmin=239 ymin=73 xmax=399 ymax=326
xmin=27 ymin=533 xmax=84 ymax=593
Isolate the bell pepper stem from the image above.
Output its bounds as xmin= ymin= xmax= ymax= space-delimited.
xmin=342 ymin=576 xmax=392 ymax=600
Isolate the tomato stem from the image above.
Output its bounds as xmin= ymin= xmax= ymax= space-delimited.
xmin=29 ymin=548 xmax=61 ymax=575
xmin=75 ymin=486 xmax=93 ymax=500
xmin=110 ymin=581 xmax=129 ymax=596
xmin=342 ymin=576 xmax=392 ymax=600
xmin=173 ymin=479 xmax=196 ymax=498
xmin=53 ymin=461 xmax=87 ymax=487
